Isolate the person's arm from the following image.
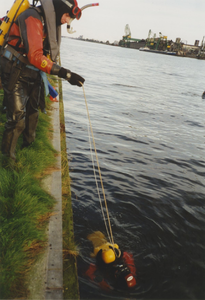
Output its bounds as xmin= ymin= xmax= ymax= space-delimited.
xmin=18 ymin=9 xmax=85 ymax=86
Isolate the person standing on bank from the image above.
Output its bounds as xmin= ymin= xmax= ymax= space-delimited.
xmin=0 ymin=0 xmax=85 ymax=161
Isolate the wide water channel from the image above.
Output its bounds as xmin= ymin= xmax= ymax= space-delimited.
xmin=61 ymin=38 xmax=205 ymax=299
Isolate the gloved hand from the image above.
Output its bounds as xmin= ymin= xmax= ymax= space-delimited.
xmin=69 ymin=72 xmax=85 ymax=87
xmin=58 ymin=67 xmax=85 ymax=87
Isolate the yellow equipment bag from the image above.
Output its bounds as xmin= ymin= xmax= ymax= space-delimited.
xmin=0 ymin=0 xmax=30 ymax=46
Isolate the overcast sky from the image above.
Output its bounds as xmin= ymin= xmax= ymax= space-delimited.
xmin=1 ymin=0 xmax=205 ymax=44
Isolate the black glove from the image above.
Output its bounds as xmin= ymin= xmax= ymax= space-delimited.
xmin=69 ymin=72 xmax=85 ymax=87
xmin=58 ymin=67 xmax=85 ymax=87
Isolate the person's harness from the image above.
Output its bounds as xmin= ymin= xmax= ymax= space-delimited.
xmin=2 ymin=44 xmax=30 ymax=65
xmin=1 ymin=43 xmax=38 ymax=91
xmin=1 ymin=43 xmax=50 ymax=94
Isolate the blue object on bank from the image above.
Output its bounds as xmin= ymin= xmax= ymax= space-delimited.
xmin=48 ymin=81 xmax=58 ymax=98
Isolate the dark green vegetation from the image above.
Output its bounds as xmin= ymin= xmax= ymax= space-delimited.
xmin=0 ymin=86 xmax=56 ymax=298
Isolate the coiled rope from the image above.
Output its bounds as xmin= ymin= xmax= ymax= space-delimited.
xmin=81 ymin=84 xmax=120 ymax=257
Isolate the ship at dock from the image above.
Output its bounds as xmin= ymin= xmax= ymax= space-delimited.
xmin=139 ymin=30 xmax=177 ymax=56
xmin=139 ymin=47 xmax=177 ymax=56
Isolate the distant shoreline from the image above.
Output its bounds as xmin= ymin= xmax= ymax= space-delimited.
xmin=62 ymin=36 xmax=205 ymax=60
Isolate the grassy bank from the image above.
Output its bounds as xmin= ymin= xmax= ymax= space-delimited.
xmin=0 ymin=76 xmax=79 ymax=299
xmin=0 ymin=84 xmax=57 ymax=298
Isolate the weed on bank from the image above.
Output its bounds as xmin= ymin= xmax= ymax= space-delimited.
xmin=0 ymin=88 xmax=56 ymax=298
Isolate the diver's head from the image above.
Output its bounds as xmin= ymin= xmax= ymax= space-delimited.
xmin=52 ymin=0 xmax=81 ymax=26
xmin=101 ymin=245 xmax=121 ymax=264
xmin=101 ymin=248 xmax=116 ymax=264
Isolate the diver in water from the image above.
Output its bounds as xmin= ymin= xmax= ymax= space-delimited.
xmin=84 ymin=231 xmax=137 ymax=290
xmin=0 ymin=0 xmax=85 ymax=161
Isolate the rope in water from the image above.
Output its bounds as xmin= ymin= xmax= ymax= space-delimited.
xmin=81 ymin=84 xmax=119 ymax=255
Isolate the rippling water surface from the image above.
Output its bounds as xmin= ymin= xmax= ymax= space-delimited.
xmin=60 ymin=38 xmax=205 ymax=299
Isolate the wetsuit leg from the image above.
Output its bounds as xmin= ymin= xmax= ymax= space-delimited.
xmin=1 ymin=58 xmax=41 ymax=159
xmin=2 ymin=94 xmax=7 ymax=113
xmin=1 ymin=73 xmax=27 ymax=160
xmin=22 ymin=73 xmax=41 ymax=147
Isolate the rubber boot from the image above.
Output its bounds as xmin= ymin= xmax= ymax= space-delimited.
xmin=2 ymin=129 xmax=16 ymax=161
xmin=1 ymin=118 xmax=25 ymax=161
xmin=22 ymin=111 xmax=39 ymax=148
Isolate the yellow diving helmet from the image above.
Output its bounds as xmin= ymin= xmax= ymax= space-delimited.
xmin=102 ymin=248 xmax=116 ymax=264
xmin=87 ymin=231 xmax=120 ymax=264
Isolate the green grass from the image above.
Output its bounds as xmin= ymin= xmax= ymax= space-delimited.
xmin=0 ymin=88 xmax=56 ymax=299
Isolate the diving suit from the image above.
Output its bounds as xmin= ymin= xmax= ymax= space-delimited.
xmin=85 ymin=250 xmax=137 ymax=290
xmin=0 ymin=0 xmax=85 ymax=160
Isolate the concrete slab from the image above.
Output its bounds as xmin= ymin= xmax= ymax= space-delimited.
xmin=27 ymin=96 xmax=65 ymax=300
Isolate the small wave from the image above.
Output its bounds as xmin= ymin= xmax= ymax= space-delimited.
xmin=113 ymin=83 xmax=140 ymax=89
xmin=185 ymin=120 xmax=204 ymax=128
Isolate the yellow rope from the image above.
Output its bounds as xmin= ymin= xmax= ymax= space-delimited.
xmin=81 ymin=84 xmax=119 ymax=254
